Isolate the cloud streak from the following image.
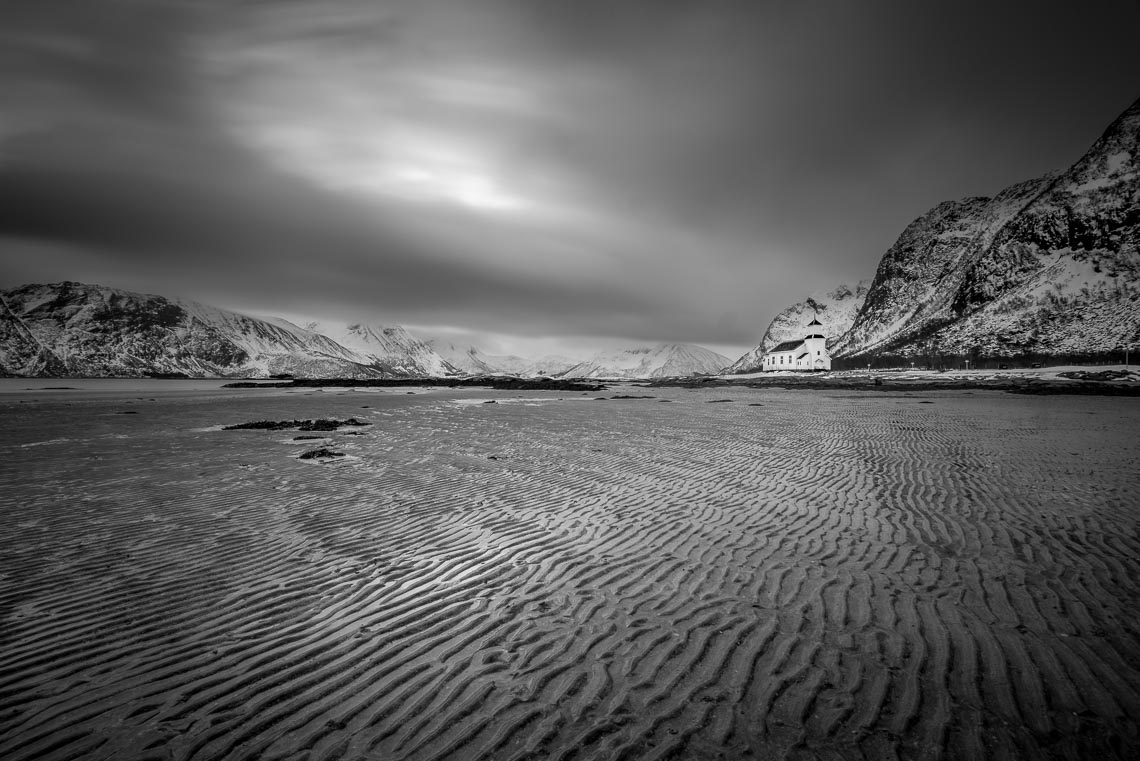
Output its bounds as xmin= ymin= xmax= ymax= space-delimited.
xmin=3 ymin=0 xmax=1138 ymax=355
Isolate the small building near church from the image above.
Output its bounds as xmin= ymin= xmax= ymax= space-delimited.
xmin=761 ymin=317 xmax=830 ymax=371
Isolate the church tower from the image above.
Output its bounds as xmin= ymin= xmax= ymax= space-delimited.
xmin=801 ymin=316 xmax=830 ymax=371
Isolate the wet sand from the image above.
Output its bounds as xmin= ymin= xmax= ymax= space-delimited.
xmin=1 ymin=385 xmax=1138 ymax=760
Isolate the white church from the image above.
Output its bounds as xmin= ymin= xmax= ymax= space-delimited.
xmin=761 ymin=317 xmax=831 ymax=371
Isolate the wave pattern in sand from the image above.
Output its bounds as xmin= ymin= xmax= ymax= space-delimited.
xmin=1 ymin=388 xmax=1139 ymax=760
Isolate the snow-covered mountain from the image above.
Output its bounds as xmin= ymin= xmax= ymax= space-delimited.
xmin=742 ymin=95 xmax=1140 ymax=365
xmin=560 ymin=343 xmax=730 ymax=379
xmin=724 ymin=281 xmax=870 ymax=373
xmin=838 ymin=96 xmax=1140 ymax=359
xmin=0 ymin=292 xmax=68 ymax=377
xmin=428 ymin=340 xmax=579 ymax=377
xmin=427 ymin=341 xmax=531 ymax=376
xmin=306 ymin=321 xmax=456 ymax=377
xmin=526 ymin=354 xmax=581 ymax=377
xmin=0 ymin=282 xmax=447 ymax=378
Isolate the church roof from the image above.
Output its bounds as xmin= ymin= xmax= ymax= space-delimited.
xmin=807 ymin=317 xmax=822 ymax=326
xmin=768 ymin=339 xmax=804 ymax=353
xmin=797 ymin=352 xmax=809 ymax=359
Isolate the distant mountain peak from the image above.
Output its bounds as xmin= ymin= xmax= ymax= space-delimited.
xmin=561 ymin=343 xmax=730 ymax=379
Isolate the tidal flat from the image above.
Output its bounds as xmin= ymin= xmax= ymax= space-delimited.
xmin=1 ymin=383 xmax=1138 ymax=760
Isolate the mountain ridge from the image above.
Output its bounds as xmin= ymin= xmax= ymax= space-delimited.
xmin=0 ymin=282 xmax=452 ymax=379
xmin=562 ymin=343 xmax=730 ymax=379
xmin=0 ymin=282 xmax=732 ymax=380
xmin=734 ymin=94 xmax=1140 ymax=368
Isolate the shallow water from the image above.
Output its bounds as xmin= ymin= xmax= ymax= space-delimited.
xmin=2 ymin=387 xmax=1138 ymax=760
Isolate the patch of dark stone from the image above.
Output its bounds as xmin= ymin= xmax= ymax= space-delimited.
xmin=117 ymin=410 xmax=139 ymax=414
xmin=484 ymin=400 xmax=497 ymax=404
xmin=610 ymin=395 xmax=656 ymax=400
xmin=223 ymin=418 xmax=371 ymax=431
xmin=298 ymin=448 xmax=345 ymax=460
xmin=293 ymin=435 xmax=326 ymax=440
xmin=1058 ymin=369 xmax=1135 ymax=382
xmin=222 ymin=377 xmax=606 ymax=392
xmin=748 ymin=403 xmax=764 ymax=406
xmin=707 ymin=399 xmax=734 ymax=403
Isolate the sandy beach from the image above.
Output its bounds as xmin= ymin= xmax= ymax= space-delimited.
xmin=1 ymin=383 xmax=1138 ymax=760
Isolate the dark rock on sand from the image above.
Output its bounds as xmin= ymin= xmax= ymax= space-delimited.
xmin=1058 ymin=369 xmax=1134 ymax=382
xmin=224 ymin=418 xmax=371 ymax=431
xmin=298 ymin=418 xmax=369 ymax=431
xmin=298 ymin=448 xmax=345 ymax=460
xmin=225 ymin=419 xmax=306 ymax=431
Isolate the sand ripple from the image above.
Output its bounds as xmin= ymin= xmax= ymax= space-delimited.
xmin=1 ymin=389 xmax=1138 ymax=760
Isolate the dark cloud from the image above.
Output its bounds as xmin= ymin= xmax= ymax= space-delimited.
xmin=0 ymin=124 xmax=672 ymax=338
xmin=0 ymin=0 xmax=205 ymax=125
xmin=2 ymin=0 xmax=1138 ymax=355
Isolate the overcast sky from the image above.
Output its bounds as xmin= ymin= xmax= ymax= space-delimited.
xmin=2 ymin=0 xmax=1138 ymax=358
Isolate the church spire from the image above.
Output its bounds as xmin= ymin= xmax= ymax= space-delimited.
xmin=805 ymin=313 xmax=824 ymax=339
